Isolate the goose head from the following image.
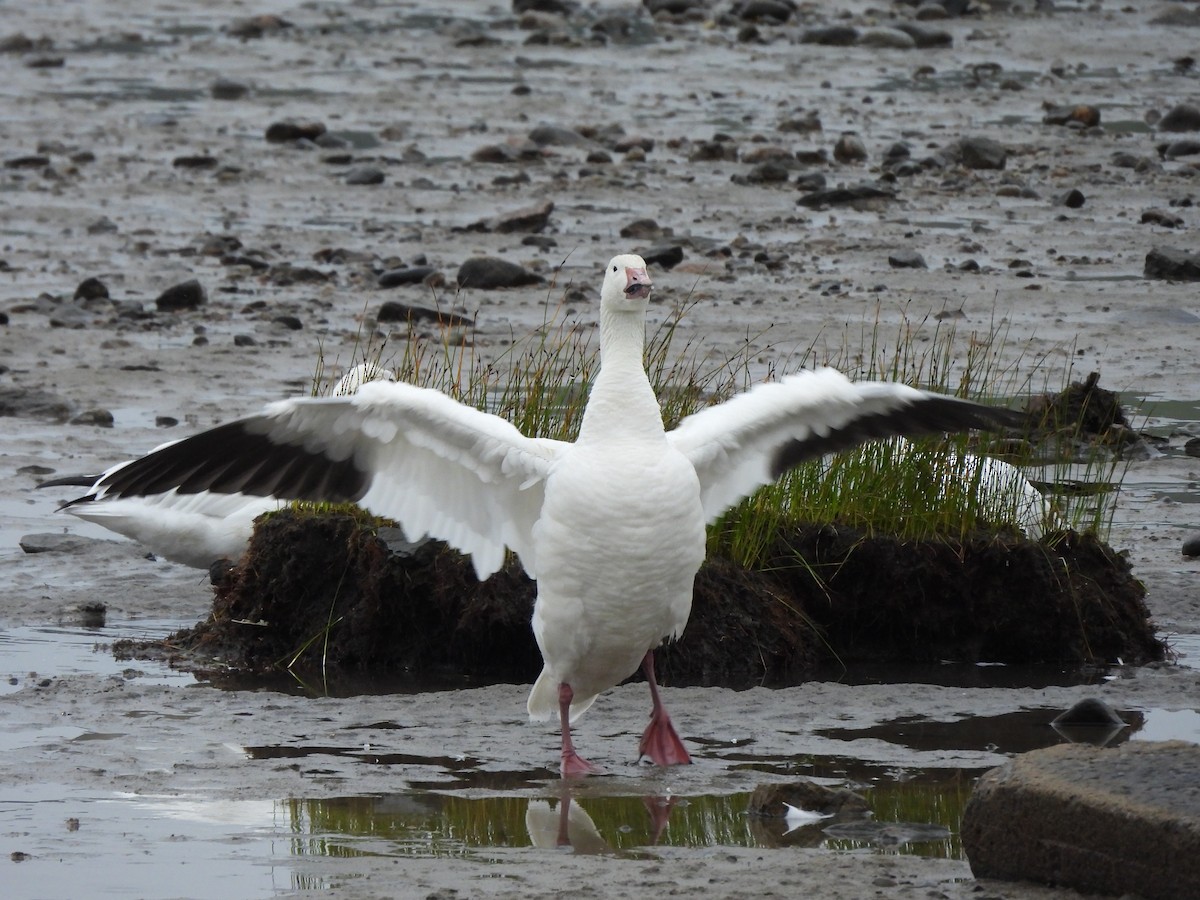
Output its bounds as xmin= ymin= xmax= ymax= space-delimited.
xmin=600 ymin=253 xmax=652 ymax=312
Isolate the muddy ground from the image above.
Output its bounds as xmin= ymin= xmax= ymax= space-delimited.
xmin=3 ymin=1 xmax=1200 ymax=898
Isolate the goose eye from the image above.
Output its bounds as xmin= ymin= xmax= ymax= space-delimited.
xmin=612 ymin=265 xmax=617 ymax=272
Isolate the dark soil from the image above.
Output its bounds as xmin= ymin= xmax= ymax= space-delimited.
xmin=137 ymin=509 xmax=1164 ymax=686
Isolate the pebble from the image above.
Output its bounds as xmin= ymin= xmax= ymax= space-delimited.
xmin=272 ymin=315 xmax=303 ymax=331
xmin=1144 ymin=246 xmax=1200 ymax=281
xmin=735 ymin=0 xmax=794 ymax=22
xmin=957 ymin=136 xmax=1007 ymax=170
xmin=895 ymin=22 xmax=952 ymax=47
xmin=1141 ymin=209 xmax=1184 ymax=228
xmin=1057 ymin=188 xmax=1086 ymax=208
xmin=155 ymin=279 xmax=207 ymax=311
xmin=265 ymin=121 xmax=327 ymax=143
xmin=211 ymin=78 xmax=249 ymax=100
xmin=377 ymin=302 xmax=474 ymax=328
xmin=378 ymin=266 xmax=439 ymax=288
xmin=801 ymin=25 xmax=858 ymax=46
xmin=173 ymin=154 xmax=218 ymax=169
xmin=859 ymin=28 xmax=916 ymax=50
xmin=1043 ymin=104 xmax=1101 ymax=128
xmin=73 ymin=277 xmax=109 ymax=301
xmin=797 ymin=183 xmax=896 ymax=208
xmin=345 ymin=166 xmax=385 ymax=185
xmin=476 ymin=199 xmax=554 ymax=234
xmin=888 ymin=249 xmax=927 ymax=269
xmin=18 ymin=533 xmax=93 ymax=555
xmin=4 ymin=154 xmax=50 ymax=169
xmin=1184 ymin=534 xmax=1200 ymax=558
xmin=86 ymin=216 xmax=118 ymax=235
xmin=456 ymin=257 xmax=544 ymax=290
xmin=833 ymin=133 xmax=868 ymax=164
xmin=70 ymin=407 xmax=115 ymax=427
xmin=1161 ymin=139 xmax=1200 ymax=160
xmin=1157 ymin=103 xmax=1200 ymax=133
xmin=620 ymin=218 xmax=668 ymax=240
xmin=740 ymin=160 xmax=791 ymax=184
xmin=640 ymin=245 xmax=684 ymax=269
xmin=233 ymin=334 xmax=257 ymax=347
xmin=1184 ymin=437 xmax=1200 ymax=459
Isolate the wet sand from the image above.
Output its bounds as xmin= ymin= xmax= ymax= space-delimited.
xmin=3 ymin=1 xmax=1200 ymax=897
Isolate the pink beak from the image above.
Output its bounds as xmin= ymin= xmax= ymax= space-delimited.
xmin=624 ymin=266 xmax=652 ymax=299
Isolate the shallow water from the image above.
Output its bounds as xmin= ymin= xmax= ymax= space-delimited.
xmin=2 ymin=616 xmax=1197 ymax=899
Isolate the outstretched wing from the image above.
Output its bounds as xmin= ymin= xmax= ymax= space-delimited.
xmin=92 ymin=380 xmax=568 ymax=579
xmin=666 ymin=367 xmax=1024 ymax=521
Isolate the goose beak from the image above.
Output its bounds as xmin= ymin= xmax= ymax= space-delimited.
xmin=624 ymin=266 xmax=652 ymax=299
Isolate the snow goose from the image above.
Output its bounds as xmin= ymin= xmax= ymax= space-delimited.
xmin=81 ymin=253 xmax=1023 ymax=777
xmin=38 ymin=364 xmax=394 ymax=569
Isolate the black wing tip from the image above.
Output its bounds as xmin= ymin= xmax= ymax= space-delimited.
xmin=36 ymin=474 xmax=102 ymax=489
xmin=769 ymin=395 xmax=1027 ymax=478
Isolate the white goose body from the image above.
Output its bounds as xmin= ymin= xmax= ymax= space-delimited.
xmin=82 ymin=253 xmax=1024 ymax=776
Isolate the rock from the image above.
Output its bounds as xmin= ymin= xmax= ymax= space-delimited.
xmin=1050 ymin=697 xmax=1127 ymax=745
xmin=1183 ymin=533 xmax=1200 ymax=557
xmin=957 ymin=136 xmax=1007 ymax=170
xmin=619 ymin=218 xmax=668 ymax=240
xmin=962 ymin=741 xmax=1200 ymax=900
xmin=1057 ymin=188 xmax=1086 ymax=208
xmin=888 ymin=249 xmax=927 ymax=269
xmin=1043 ymin=104 xmax=1101 ymax=128
xmin=345 ymin=166 xmax=385 ymax=185
xmin=858 ymin=28 xmax=916 ymax=50
xmin=794 ymin=171 xmax=826 ymax=191
xmin=1185 ymin=437 xmax=1200 ymax=458
xmin=474 ymin=199 xmax=554 ymax=234
xmin=800 ymin=25 xmax=858 ymax=46
xmin=173 ymin=154 xmax=218 ymax=169
xmin=833 ymin=133 xmax=867 ymax=163
xmin=155 ymin=279 xmax=207 ymax=311
xmin=86 ymin=216 xmax=118 ymax=235
xmin=1141 ymin=208 xmax=1184 ymax=228
xmin=741 ymin=160 xmax=791 ymax=184
xmin=211 ymin=77 xmax=249 ymax=100
xmin=272 ymin=315 xmax=303 ymax=331
xmin=377 ymin=301 xmax=473 ymax=328
xmin=233 ymin=334 xmax=257 ymax=347
xmin=3 ymin=154 xmax=50 ymax=169
xmin=640 ymin=245 xmax=684 ymax=269
xmin=378 ymin=266 xmax=439 ymax=288
xmin=1162 ymin=139 xmax=1200 ymax=159
xmin=70 ymin=408 xmax=114 ymax=427
xmin=19 ymin=533 xmax=94 ymax=555
xmin=1158 ymin=102 xmax=1200 ymax=133
xmin=0 ymin=385 xmax=73 ymax=422
xmin=456 ymin=257 xmax=543 ymax=290
xmin=734 ymin=0 xmax=793 ymax=23
xmin=1145 ymin=247 xmax=1200 ymax=281
xmin=73 ymin=277 xmax=109 ymax=301
xmin=265 ymin=121 xmax=327 ymax=143
xmin=893 ymin=22 xmax=952 ymax=47
xmin=797 ymin=182 xmax=896 ymax=208
xmin=527 ymin=123 xmax=594 ymax=148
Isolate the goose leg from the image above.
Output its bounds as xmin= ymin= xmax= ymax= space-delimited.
xmin=637 ymin=651 xmax=691 ymax=766
xmin=559 ymin=682 xmax=604 ymax=778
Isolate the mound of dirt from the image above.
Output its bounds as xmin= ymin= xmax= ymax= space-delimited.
xmin=141 ymin=509 xmax=1163 ymax=686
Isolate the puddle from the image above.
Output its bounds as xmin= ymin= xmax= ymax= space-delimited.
xmin=0 ymin=619 xmax=195 ymax=697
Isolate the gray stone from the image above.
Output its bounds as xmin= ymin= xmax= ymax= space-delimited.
xmin=1158 ymin=103 xmax=1200 ymax=133
xmin=963 ymin=741 xmax=1200 ymax=900
xmin=1183 ymin=533 xmax=1200 ymax=557
xmin=19 ymin=533 xmax=93 ymax=555
xmin=155 ymin=279 xmax=207 ymax=311
xmin=958 ymin=136 xmax=1007 ymax=170
xmin=1145 ymin=246 xmax=1200 ymax=281
xmin=456 ymin=256 xmax=543 ymax=290
xmin=888 ymin=249 xmax=927 ymax=269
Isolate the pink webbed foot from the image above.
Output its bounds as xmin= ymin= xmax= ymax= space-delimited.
xmin=558 ymin=681 xmax=606 ymax=778
xmin=638 ymin=650 xmax=692 ymax=767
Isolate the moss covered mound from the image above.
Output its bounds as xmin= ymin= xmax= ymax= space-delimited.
xmin=161 ymin=509 xmax=1162 ymax=686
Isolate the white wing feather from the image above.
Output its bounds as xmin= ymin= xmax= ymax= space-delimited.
xmin=667 ymin=367 xmax=935 ymax=521
xmin=247 ymin=380 xmax=567 ymax=579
